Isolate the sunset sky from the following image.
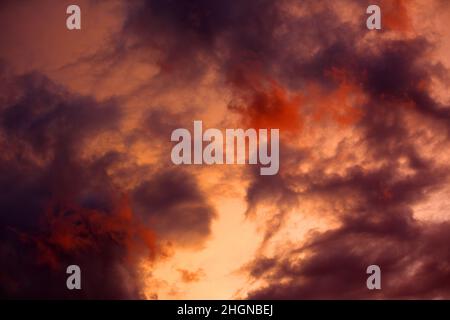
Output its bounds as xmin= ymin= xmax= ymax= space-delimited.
xmin=1 ymin=0 xmax=450 ymax=299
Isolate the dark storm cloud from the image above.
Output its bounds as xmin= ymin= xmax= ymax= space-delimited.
xmin=132 ymin=169 xmax=216 ymax=246
xmin=0 ymin=71 xmax=122 ymax=231
xmin=118 ymin=0 xmax=370 ymax=90
xmin=120 ymin=0 xmax=283 ymax=79
xmin=0 ymin=70 xmax=149 ymax=299
xmin=247 ymin=219 xmax=450 ymax=299
xmin=128 ymin=109 xmax=217 ymax=246
xmin=0 ymin=70 xmax=215 ymax=298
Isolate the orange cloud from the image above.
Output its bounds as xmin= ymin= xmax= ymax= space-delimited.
xmin=227 ymin=65 xmax=304 ymax=134
xmin=381 ymin=0 xmax=413 ymax=33
xmin=177 ymin=268 xmax=206 ymax=283
xmin=310 ymin=68 xmax=367 ymax=127
xmin=228 ymin=65 xmax=366 ymax=136
xmin=21 ymin=195 xmax=156 ymax=270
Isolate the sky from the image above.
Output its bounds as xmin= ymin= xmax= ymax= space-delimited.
xmin=0 ymin=0 xmax=450 ymax=299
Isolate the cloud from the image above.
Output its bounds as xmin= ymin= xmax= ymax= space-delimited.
xmin=1 ymin=0 xmax=450 ymax=300
xmin=0 ymin=70 xmax=215 ymax=298
xmin=177 ymin=268 xmax=206 ymax=283
xmin=116 ymin=0 xmax=450 ymax=299
xmin=131 ymin=169 xmax=216 ymax=246
xmin=119 ymin=0 xmax=283 ymax=80
xmin=238 ymin=0 xmax=450 ymax=299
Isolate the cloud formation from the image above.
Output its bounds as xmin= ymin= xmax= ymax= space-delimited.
xmin=0 ymin=0 xmax=449 ymax=299
xmin=0 ymin=69 xmax=215 ymax=298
